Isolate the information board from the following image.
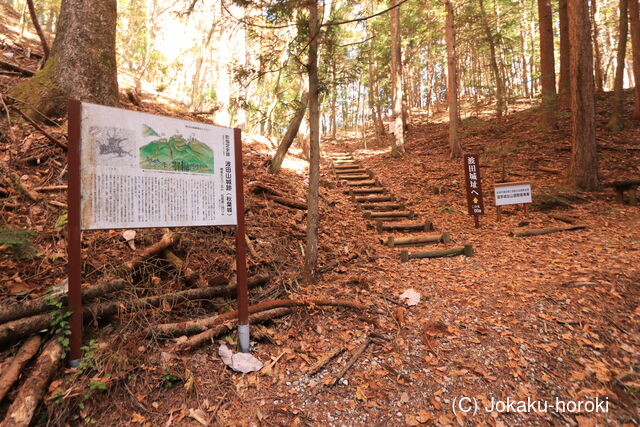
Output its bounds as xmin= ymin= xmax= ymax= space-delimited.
xmin=494 ymin=182 xmax=532 ymax=206
xmin=79 ymin=102 xmax=237 ymax=229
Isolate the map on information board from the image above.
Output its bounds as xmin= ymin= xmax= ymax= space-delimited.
xmin=79 ymin=102 xmax=237 ymax=230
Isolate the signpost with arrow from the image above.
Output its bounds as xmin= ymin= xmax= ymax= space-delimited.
xmin=463 ymin=154 xmax=484 ymax=228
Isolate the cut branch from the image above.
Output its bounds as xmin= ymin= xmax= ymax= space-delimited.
xmin=0 ymin=336 xmax=42 ymax=403
xmin=510 ymin=225 xmax=586 ymax=237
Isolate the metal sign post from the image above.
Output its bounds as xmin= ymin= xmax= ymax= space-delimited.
xmin=65 ymin=101 xmax=250 ymax=363
xmin=463 ymin=154 xmax=484 ymax=228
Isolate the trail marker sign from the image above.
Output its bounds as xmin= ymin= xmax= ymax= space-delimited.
xmin=67 ymin=101 xmax=249 ymax=364
xmin=463 ymin=154 xmax=484 ymax=227
xmin=494 ymin=181 xmax=532 ymax=221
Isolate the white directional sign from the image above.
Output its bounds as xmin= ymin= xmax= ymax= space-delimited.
xmin=494 ymin=181 xmax=532 ymax=206
xmin=79 ymin=102 xmax=237 ymax=230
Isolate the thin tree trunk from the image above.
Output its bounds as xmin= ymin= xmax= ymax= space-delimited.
xmin=269 ymin=91 xmax=309 ymax=174
xmin=444 ymin=0 xmax=462 ymax=158
xmin=628 ymin=0 xmax=640 ymax=118
xmin=607 ymin=0 xmax=629 ymax=131
xmin=537 ymin=0 xmax=557 ymax=128
xmin=591 ymin=0 xmax=604 ymax=92
xmin=25 ymin=0 xmax=49 ymax=62
xmin=479 ymin=0 xmax=505 ymax=120
xmin=303 ymin=1 xmax=320 ymax=284
xmin=569 ymin=0 xmax=599 ymax=190
xmin=390 ymin=0 xmax=405 ymax=155
xmin=558 ymin=0 xmax=571 ymax=109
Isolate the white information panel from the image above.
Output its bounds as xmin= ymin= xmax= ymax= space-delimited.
xmin=494 ymin=182 xmax=532 ymax=206
xmin=79 ymin=102 xmax=237 ymax=230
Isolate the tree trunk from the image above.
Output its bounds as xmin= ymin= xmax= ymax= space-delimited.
xmin=303 ymin=0 xmax=321 ymax=284
xmin=537 ymin=0 xmax=557 ymax=128
xmin=9 ymin=0 xmax=118 ymax=120
xmin=591 ymin=0 xmax=605 ymax=92
xmin=479 ymin=0 xmax=505 ymax=120
xmin=607 ymin=0 xmax=629 ymax=131
xmin=2 ymin=340 xmax=62 ymax=427
xmin=390 ymin=0 xmax=405 ymax=156
xmin=269 ymin=91 xmax=309 ymax=174
xmin=444 ymin=0 xmax=462 ymax=158
xmin=558 ymin=0 xmax=571 ymax=109
xmin=568 ymin=0 xmax=599 ymax=190
xmin=630 ymin=0 xmax=640 ymax=119
xmin=25 ymin=0 xmax=49 ymax=62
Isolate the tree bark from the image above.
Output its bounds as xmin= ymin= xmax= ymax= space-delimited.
xmin=9 ymin=0 xmax=119 ymax=120
xmin=591 ymin=0 xmax=605 ymax=92
xmin=269 ymin=90 xmax=309 ymax=174
xmin=303 ymin=0 xmax=321 ymax=284
xmin=537 ymin=0 xmax=557 ymax=129
xmin=630 ymin=0 xmax=640 ymax=118
xmin=568 ymin=0 xmax=599 ymax=190
xmin=558 ymin=0 xmax=571 ymax=109
xmin=1 ymin=340 xmax=62 ymax=427
xmin=444 ymin=0 xmax=462 ymax=158
xmin=0 ymin=336 xmax=42 ymax=403
xmin=390 ymin=0 xmax=405 ymax=156
xmin=607 ymin=0 xmax=629 ymax=131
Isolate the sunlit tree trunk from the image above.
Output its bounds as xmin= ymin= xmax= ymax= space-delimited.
xmin=629 ymin=0 xmax=640 ymax=119
xmin=607 ymin=0 xmax=629 ymax=131
xmin=558 ymin=0 xmax=571 ymax=109
xmin=479 ymin=0 xmax=505 ymax=120
xmin=269 ymin=90 xmax=308 ymax=174
xmin=390 ymin=0 xmax=405 ymax=156
xmin=537 ymin=0 xmax=557 ymax=128
xmin=591 ymin=0 xmax=604 ymax=92
xmin=303 ymin=0 xmax=321 ymax=284
xmin=10 ymin=0 xmax=118 ymax=119
xmin=568 ymin=0 xmax=599 ymax=190
xmin=444 ymin=0 xmax=462 ymax=158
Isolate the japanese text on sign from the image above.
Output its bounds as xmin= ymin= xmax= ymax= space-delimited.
xmin=79 ymin=102 xmax=237 ymax=230
xmin=494 ymin=182 xmax=532 ymax=206
xmin=463 ymin=154 xmax=484 ymax=215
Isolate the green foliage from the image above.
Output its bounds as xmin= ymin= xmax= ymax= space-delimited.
xmin=0 ymin=226 xmax=37 ymax=259
xmin=160 ymin=366 xmax=182 ymax=389
xmin=54 ymin=213 xmax=68 ymax=231
xmin=44 ymin=292 xmax=72 ymax=358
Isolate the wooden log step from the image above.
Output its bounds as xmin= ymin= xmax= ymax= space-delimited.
xmin=336 ymin=169 xmax=369 ymax=175
xmin=337 ymin=173 xmax=371 ymax=180
xmin=365 ymin=210 xmax=414 ymax=220
xmin=375 ymin=220 xmax=433 ymax=233
xmin=510 ymin=225 xmax=586 ymax=237
xmin=333 ymin=159 xmax=358 ymax=164
xmin=400 ymin=244 xmax=474 ymax=262
xmin=360 ymin=202 xmax=405 ymax=211
xmin=329 ymin=154 xmax=354 ymax=159
xmin=354 ymin=194 xmax=395 ymax=203
xmin=383 ymin=232 xmax=451 ymax=248
xmin=345 ymin=179 xmax=378 ymax=187
xmin=334 ymin=163 xmax=361 ymax=170
xmin=349 ymin=187 xmax=386 ymax=195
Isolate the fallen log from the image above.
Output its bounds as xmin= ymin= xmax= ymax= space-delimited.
xmin=384 ymin=232 xmax=450 ymax=248
xmin=365 ymin=210 xmax=414 ymax=220
xmin=0 ymin=279 xmax=125 ymax=325
xmin=120 ymin=231 xmax=179 ymax=272
xmin=376 ymin=220 xmax=433 ymax=233
xmin=537 ymin=165 xmax=563 ymax=174
xmin=306 ymin=346 xmax=345 ymax=376
xmin=248 ymin=181 xmax=286 ymax=198
xmin=153 ymin=298 xmax=367 ymax=339
xmin=0 ymin=336 xmax=42 ymax=403
xmin=176 ymin=308 xmax=292 ymax=352
xmin=0 ymin=59 xmax=35 ymax=76
xmin=354 ymin=194 xmax=394 ymax=203
xmin=161 ymin=250 xmax=209 ymax=288
xmin=548 ymin=214 xmax=577 ymax=224
xmin=1 ymin=339 xmax=62 ymax=427
xmin=268 ymin=195 xmax=307 ymax=210
xmin=400 ymin=244 xmax=474 ymax=262
xmin=10 ymin=106 xmax=68 ymax=150
xmin=0 ymin=275 xmax=269 ymax=347
xmin=509 ymin=225 xmax=586 ymax=237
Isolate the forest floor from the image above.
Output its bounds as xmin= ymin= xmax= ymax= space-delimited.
xmin=1 ymin=19 xmax=640 ymax=427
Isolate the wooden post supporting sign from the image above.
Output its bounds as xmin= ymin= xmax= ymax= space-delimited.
xmin=463 ymin=154 xmax=484 ymax=227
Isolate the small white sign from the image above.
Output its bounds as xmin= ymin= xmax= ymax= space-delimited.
xmin=494 ymin=182 xmax=532 ymax=206
xmin=79 ymin=102 xmax=237 ymax=230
